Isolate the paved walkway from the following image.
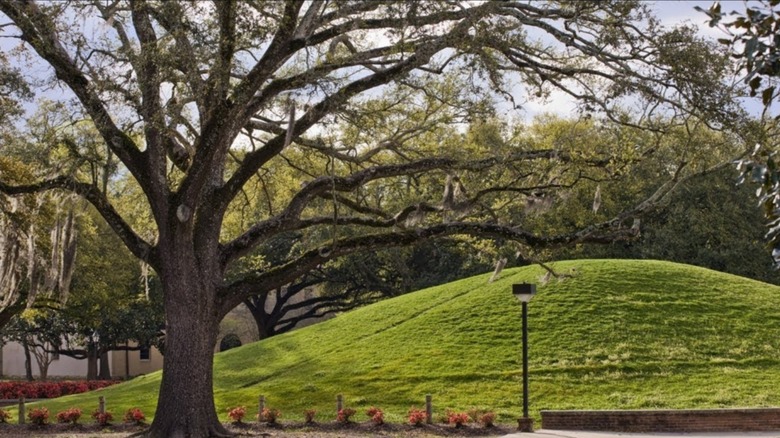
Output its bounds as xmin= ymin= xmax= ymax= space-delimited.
xmin=502 ymin=430 xmax=780 ymax=438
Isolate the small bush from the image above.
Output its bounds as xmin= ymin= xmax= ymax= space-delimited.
xmin=92 ymin=410 xmax=113 ymax=426
xmin=56 ymin=407 xmax=82 ymax=425
xmin=219 ymin=333 xmax=242 ymax=352
xmin=0 ymin=409 xmax=10 ymax=423
xmin=408 ymin=407 xmax=427 ymax=426
xmin=227 ymin=406 xmax=246 ymax=423
xmin=448 ymin=411 xmax=471 ymax=428
xmin=28 ymin=407 xmax=49 ymax=426
xmin=0 ymin=380 xmax=118 ymax=400
xmin=303 ymin=409 xmax=316 ymax=423
xmin=336 ymin=408 xmax=356 ymax=424
xmin=260 ymin=407 xmax=280 ymax=424
xmin=123 ymin=407 xmax=145 ymax=425
xmin=479 ymin=411 xmax=496 ymax=427
xmin=366 ymin=406 xmax=384 ymax=425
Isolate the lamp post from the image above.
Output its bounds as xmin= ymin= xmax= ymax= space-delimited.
xmin=513 ymin=283 xmax=536 ymax=432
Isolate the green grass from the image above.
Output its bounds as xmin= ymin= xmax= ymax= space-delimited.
xmin=16 ymin=259 xmax=780 ymax=424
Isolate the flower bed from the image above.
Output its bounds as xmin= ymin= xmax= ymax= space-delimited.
xmin=0 ymin=380 xmax=118 ymax=399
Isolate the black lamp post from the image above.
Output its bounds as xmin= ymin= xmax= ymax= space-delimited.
xmin=513 ymin=283 xmax=536 ymax=432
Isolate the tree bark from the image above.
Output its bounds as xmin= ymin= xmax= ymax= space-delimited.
xmin=36 ymin=358 xmax=48 ymax=381
xmin=86 ymin=345 xmax=97 ymax=380
xmin=145 ymin=238 xmax=230 ymax=438
xmin=247 ymin=303 xmax=275 ymax=340
xmin=255 ymin=316 xmax=274 ymax=340
xmin=22 ymin=343 xmax=33 ymax=382
xmin=98 ymin=350 xmax=111 ymax=380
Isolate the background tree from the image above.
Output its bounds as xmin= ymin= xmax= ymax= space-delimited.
xmin=0 ymin=2 xmax=745 ymax=436
xmin=0 ymin=160 xmax=79 ymax=329
xmin=1 ymin=209 xmax=165 ymax=380
xmin=552 ymin=166 xmax=780 ymax=284
xmin=1 ymin=309 xmax=66 ymax=380
xmin=699 ymin=1 xmax=780 ymax=259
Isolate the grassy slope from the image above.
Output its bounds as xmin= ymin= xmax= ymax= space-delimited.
xmin=21 ymin=260 xmax=780 ymax=424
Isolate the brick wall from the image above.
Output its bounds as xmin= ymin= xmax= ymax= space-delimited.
xmin=541 ymin=408 xmax=780 ymax=432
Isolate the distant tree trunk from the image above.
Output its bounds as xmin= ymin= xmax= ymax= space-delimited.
xmin=86 ymin=345 xmax=97 ymax=380
xmin=124 ymin=341 xmax=129 ymax=378
xmin=22 ymin=343 xmax=33 ymax=381
xmin=36 ymin=357 xmax=49 ymax=381
xmin=247 ymin=305 xmax=276 ymax=340
xmin=98 ymin=350 xmax=111 ymax=380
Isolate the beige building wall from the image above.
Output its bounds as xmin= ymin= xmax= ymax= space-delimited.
xmin=1 ymin=341 xmax=164 ymax=379
xmin=1 ymin=341 xmax=87 ymax=378
xmin=110 ymin=342 xmax=163 ymax=378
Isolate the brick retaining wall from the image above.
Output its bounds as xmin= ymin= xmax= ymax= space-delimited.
xmin=541 ymin=408 xmax=780 ymax=432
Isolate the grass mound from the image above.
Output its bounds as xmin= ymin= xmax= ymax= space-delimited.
xmin=20 ymin=260 xmax=780 ymax=424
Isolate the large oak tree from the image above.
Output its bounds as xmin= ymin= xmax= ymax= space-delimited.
xmin=0 ymin=1 xmax=744 ymax=436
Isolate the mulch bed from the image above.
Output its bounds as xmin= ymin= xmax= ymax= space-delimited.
xmin=0 ymin=422 xmax=145 ymax=437
xmin=0 ymin=421 xmax=513 ymax=437
xmin=228 ymin=421 xmax=512 ymax=437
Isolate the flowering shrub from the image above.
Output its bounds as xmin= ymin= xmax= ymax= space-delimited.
xmin=408 ymin=407 xmax=427 ymax=426
xmin=227 ymin=406 xmax=246 ymax=423
xmin=479 ymin=412 xmax=496 ymax=428
xmin=92 ymin=410 xmax=113 ymax=426
xmin=304 ymin=409 xmax=316 ymax=423
xmin=0 ymin=409 xmax=10 ymax=423
xmin=123 ymin=407 xmax=145 ymax=425
xmin=260 ymin=407 xmax=280 ymax=424
xmin=336 ymin=408 xmax=356 ymax=424
xmin=0 ymin=380 xmax=118 ymax=400
xmin=56 ymin=407 xmax=82 ymax=425
xmin=366 ymin=406 xmax=384 ymax=425
xmin=27 ymin=407 xmax=49 ymax=426
xmin=448 ymin=411 xmax=471 ymax=428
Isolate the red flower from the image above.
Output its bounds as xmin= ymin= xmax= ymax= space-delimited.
xmin=408 ymin=408 xmax=427 ymax=426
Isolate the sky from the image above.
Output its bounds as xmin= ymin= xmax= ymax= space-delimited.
xmin=654 ymin=0 xmax=723 ymax=33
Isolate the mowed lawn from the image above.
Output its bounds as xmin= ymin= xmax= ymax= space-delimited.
xmin=16 ymin=259 xmax=780 ymax=424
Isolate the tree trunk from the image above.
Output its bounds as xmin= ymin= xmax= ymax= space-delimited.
xmin=145 ymin=241 xmax=230 ymax=438
xmin=249 ymin=307 xmax=275 ymax=340
xmin=86 ymin=345 xmax=98 ymax=380
xmin=35 ymin=354 xmax=49 ymax=381
xmin=22 ymin=343 xmax=33 ymax=381
xmin=98 ymin=350 xmax=111 ymax=380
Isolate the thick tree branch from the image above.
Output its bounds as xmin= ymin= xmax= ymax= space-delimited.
xmin=220 ymin=149 xmax=563 ymax=265
xmin=0 ymin=1 xmax=147 ymax=184
xmin=147 ymin=2 xmax=207 ymax=114
xmin=207 ymin=0 xmax=237 ymax=106
xmin=218 ymin=3 xmax=496 ymax=217
xmin=274 ymin=298 xmax=368 ymax=335
xmin=229 ymin=0 xmax=303 ymax=110
xmin=217 ymin=216 xmax=640 ymax=315
xmin=0 ymin=177 xmax=155 ymax=264
xmin=131 ymin=0 xmax=184 ymax=178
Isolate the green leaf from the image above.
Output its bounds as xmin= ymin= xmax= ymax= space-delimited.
xmin=763 ymin=86 xmax=775 ymax=106
xmin=749 ymin=75 xmax=762 ymax=93
xmin=745 ymin=37 xmax=759 ymax=59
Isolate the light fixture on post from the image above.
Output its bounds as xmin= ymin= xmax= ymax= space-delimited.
xmin=513 ymin=283 xmax=536 ymax=432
